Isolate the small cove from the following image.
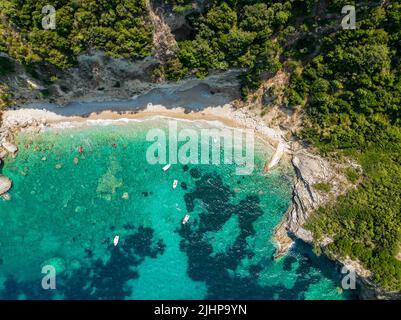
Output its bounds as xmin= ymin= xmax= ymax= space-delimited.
xmin=0 ymin=118 xmax=356 ymax=299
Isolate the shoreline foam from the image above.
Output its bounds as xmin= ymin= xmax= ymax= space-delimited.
xmin=2 ymin=103 xmax=290 ymax=168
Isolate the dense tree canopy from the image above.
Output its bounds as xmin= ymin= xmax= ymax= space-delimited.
xmin=293 ymin=1 xmax=401 ymax=291
xmin=169 ymin=0 xmax=292 ymax=90
xmin=0 ymin=0 xmax=152 ymax=69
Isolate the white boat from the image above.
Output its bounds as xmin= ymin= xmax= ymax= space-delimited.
xmin=162 ymin=164 xmax=171 ymax=171
xmin=172 ymin=179 xmax=178 ymax=189
xmin=182 ymin=214 xmax=190 ymax=225
xmin=113 ymin=235 xmax=119 ymax=246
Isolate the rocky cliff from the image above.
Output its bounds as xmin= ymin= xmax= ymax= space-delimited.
xmin=273 ymin=144 xmax=352 ymax=257
xmin=272 ymin=141 xmax=401 ymax=299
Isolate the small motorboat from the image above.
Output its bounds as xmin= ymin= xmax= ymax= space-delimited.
xmin=172 ymin=180 xmax=178 ymax=189
xmin=162 ymin=164 xmax=171 ymax=171
xmin=113 ymin=235 xmax=119 ymax=246
xmin=182 ymin=214 xmax=190 ymax=225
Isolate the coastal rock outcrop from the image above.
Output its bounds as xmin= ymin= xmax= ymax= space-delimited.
xmin=2 ymin=141 xmax=18 ymax=155
xmin=0 ymin=149 xmax=6 ymax=160
xmin=270 ymin=143 xmax=401 ymax=299
xmin=273 ymin=144 xmax=351 ymax=257
xmin=0 ymin=175 xmax=12 ymax=195
xmin=288 ymin=151 xmax=332 ymax=239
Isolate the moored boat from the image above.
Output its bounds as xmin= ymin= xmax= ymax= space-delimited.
xmin=182 ymin=214 xmax=190 ymax=225
xmin=113 ymin=235 xmax=119 ymax=246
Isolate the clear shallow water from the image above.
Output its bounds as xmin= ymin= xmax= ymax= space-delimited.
xmin=0 ymin=119 xmax=355 ymax=300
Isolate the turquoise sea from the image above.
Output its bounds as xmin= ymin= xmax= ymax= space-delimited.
xmin=0 ymin=118 xmax=356 ymax=299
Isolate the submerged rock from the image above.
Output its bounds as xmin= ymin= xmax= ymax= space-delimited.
xmin=1 ymin=193 xmax=11 ymax=201
xmin=190 ymin=168 xmax=201 ymax=179
xmin=69 ymin=259 xmax=81 ymax=270
xmin=41 ymin=257 xmax=66 ymax=273
xmin=0 ymin=148 xmax=7 ymax=159
xmin=0 ymin=175 xmax=12 ymax=195
xmin=75 ymin=206 xmax=87 ymax=214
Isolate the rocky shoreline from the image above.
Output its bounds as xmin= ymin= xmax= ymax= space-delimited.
xmin=272 ymin=141 xmax=401 ymax=299
xmin=0 ymin=119 xmax=18 ymax=199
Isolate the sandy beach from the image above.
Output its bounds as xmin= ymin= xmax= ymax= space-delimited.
xmin=1 ymin=101 xmax=291 ymax=170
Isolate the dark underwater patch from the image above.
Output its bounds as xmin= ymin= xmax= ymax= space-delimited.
xmin=0 ymin=226 xmax=165 ymax=300
xmin=189 ymin=168 xmax=201 ymax=179
xmin=283 ymin=255 xmax=297 ymax=271
xmin=177 ymin=171 xmax=357 ymax=300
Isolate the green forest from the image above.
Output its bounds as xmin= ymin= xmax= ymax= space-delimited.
xmin=297 ymin=2 xmax=401 ymax=291
xmin=0 ymin=0 xmax=152 ymax=69
xmin=0 ymin=0 xmax=401 ymax=291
